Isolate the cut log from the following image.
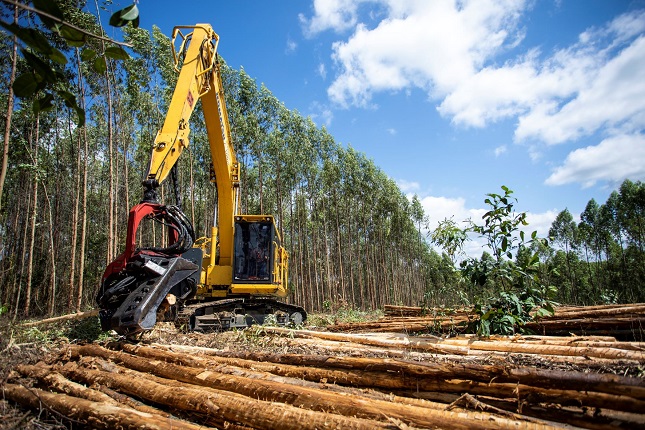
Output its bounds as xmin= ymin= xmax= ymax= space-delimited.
xmin=141 ymin=343 xmax=645 ymax=399
xmin=3 ymin=383 xmax=208 ymax=430
xmin=15 ymin=363 xmax=116 ymax=404
xmin=67 ymin=344 xmax=562 ymax=429
xmin=262 ymin=326 xmax=645 ymax=361
xmin=58 ymin=360 xmax=394 ymax=430
xmin=69 ymin=343 xmax=645 ymax=414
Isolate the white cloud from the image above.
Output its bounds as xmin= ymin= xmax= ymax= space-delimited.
xmin=525 ymin=210 xmax=559 ymax=239
xmin=303 ymin=3 xmax=645 ymax=163
xmin=396 ymin=178 xmax=420 ymax=193
xmin=545 ymin=133 xmax=645 ymax=187
xmin=418 ymin=195 xmax=478 ymax=229
xmin=515 ymin=35 xmax=645 ymax=144
xmin=300 ymin=0 xmax=368 ymax=36
xmin=325 ymin=0 xmax=527 ymax=107
xmin=387 ymin=127 xmax=396 ymax=135
xmin=494 ymin=145 xmax=507 ymax=157
xmin=318 ymin=62 xmax=327 ymax=79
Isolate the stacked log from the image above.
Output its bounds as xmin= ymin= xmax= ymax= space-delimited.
xmin=526 ymin=304 xmax=645 ymax=339
xmin=339 ymin=303 xmax=645 ymax=340
xmin=5 ymin=334 xmax=644 ymax=429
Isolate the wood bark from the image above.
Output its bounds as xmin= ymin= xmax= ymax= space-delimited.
xmin=0 ymin=4 xmax=17 ymax=209
xmin=3 ymin=383 xmax=207 ymax=430
xmin=70 ymin=343 xmax=645 ymax=415
xmin=57 ymin=360 xmax=393 ymax=430
xmin=138 ymin=343 xmax=645 ymax=400
xmin=67 ymin=345 xmax=561 ymax=430
xmin=23 ymin=116 xmax=40 ymax=318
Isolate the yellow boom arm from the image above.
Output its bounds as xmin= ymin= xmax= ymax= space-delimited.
xmin=145 ymin=24 xmax=240 ymax=265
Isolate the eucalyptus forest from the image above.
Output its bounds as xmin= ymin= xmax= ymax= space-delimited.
xmin=0 ymin=1 xmax=644 ymax=325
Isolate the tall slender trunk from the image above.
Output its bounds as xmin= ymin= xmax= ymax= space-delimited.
xmin=106 ymin=65 xmax=115 ymax=265
xmin=43 ymin=186 xmax=57 ymax=316
xmin=334 ymin=190 xmax=343 ymax=301
xmin=24 ymin=117 xmax=40 ymax=318
xmin=189 ymin=149 xmax=195 ymax=227
xmin=0 ymin=5 xmax=18 ymax=209
xmin=68 ymin=128 xmax=81 ymax=310
xmin=76 ymin=123 xmax=89 ymax=312
xmin=13 ymin=190 xmax=32 ymax=320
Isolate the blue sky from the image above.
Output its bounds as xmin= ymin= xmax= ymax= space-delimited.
xmin=104 ymin=1 xmax=645 ymax=256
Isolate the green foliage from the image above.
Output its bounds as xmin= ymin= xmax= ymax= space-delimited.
xmin=108 ymin=3 xmax=139 ymax=28
xmin=13 ymin=317 xmax=112 ymax=345
xmin=450 ymin=186 xmax=558 ymax=336
xmin=0 ymin=303 xmax=8 ymax=316
xmin=308 ymin=298 xmax=383 ymax=327
xmin=430 ymin=217 xmax=468 ymax=264
xmin=66 ymin=317 xmax=113 ymax=342
xmin=0 ymin=0 xmax=137 ymax=124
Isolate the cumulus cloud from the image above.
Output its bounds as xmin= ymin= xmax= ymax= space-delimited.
xmin=323 ymin=0 xmax=527 ymax=107
xmin=299 ymin=0 xmax=368 ymax=36
xmin=515 ymin=35 xmax=645 ymax=144
xmin=396 ymin=178 xmax=420 ymax=193
xmin=302 ymin=1 xmax=645 ymax=189
xmin=307 ymin=2 xmax=645 ymax=140
xmin=546 ymin=133 xmax=645 ymax=187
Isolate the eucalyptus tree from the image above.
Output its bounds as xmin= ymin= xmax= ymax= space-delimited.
xmin=549 ymin=208 xmax=579 ymax=302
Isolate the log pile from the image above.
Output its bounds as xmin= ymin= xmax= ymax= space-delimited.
xmin=336 ymin=303 xmax=645 ymax=340
xmin=4 ymin=331 xmax=645 ymax=429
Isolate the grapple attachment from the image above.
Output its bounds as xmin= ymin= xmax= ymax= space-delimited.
xmin=97 ymin=202 xmax=200 ymax=336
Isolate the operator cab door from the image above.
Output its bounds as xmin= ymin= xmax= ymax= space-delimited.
xmin=233 ymin=217 xmax=276 ymax=284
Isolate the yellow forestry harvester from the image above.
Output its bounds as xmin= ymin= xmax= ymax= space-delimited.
xmin=96 ymin=24 xmax=306 ymax=336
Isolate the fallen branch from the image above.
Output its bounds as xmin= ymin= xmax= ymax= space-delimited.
xmin=21 ymin=310 xmax=99 ymax=327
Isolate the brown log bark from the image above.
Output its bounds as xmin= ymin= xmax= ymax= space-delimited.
xmin=67 ymin=344 xmax=559 ymax=430
xmin=14 ymin=363 xmax=192 ymax=423
xmin=464 ymin=338 xmax=645 ymax=361
xmin=72 ymin=343 xmax=645 ymax=414
xmin=545 ymin=303 xmax=645 ymax=319
xmin=141 ymin=343 xmax=644 ymax=399
xmin=58 ymin=359 xmax=393 ymax=430
xmin=3 ymin=383 xmax=207 ymax=430
xmin=262 ymin=326 xmax=644 ymax=361
xmin=15 ymin=363 xmax=115 ymax=404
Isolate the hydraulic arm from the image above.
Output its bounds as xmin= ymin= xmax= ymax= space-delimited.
xmin=97 ymin=24 xmax=304 ymax=336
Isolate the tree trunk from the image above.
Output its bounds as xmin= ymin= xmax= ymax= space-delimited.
xmin=43 ymin=185 xmax=57 ymax=316
xmin=0 ymin=4 xmax=18 ymax=209
xmin=23 ymin=117 xmax=40 ymax=318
